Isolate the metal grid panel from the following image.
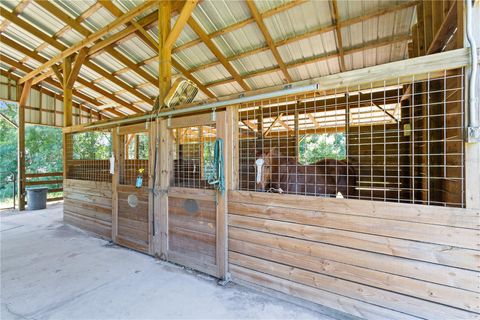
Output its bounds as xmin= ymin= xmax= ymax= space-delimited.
xmin=173 ymin=125 xmax=216 ymax=189
xmin=119 ymin=132 xmax=149 ymax=186
xmin=238 ymin=69 xmax=465 ymax=207
xmin=65 ymin=131 xmax=112 ymax=182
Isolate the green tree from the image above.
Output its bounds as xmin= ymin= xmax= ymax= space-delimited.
xmin=298 ymin=133 xmax=346 ymax=164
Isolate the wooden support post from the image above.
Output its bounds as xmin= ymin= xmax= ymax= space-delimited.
xmin=18 ymin=79 xmax=32 ymax=211
xmin=153 ymin=0 xmax=173 ymax=258
xmin=215 ymin=108 xmax=237 ymax=280
xmin=460 ymin=1 xmax=479 ymax=209
xmin=62 ymin=56 xmax=73 ymax=181
xmin=155 ymin=118 xmax=172 ymax=259
xmin=111 ymin=129 xmax=120 ymax=242
xmin=63 ymin=56 xmax=73 ymax=127
xmin=158 ymin=0 xmax=172 ymax=108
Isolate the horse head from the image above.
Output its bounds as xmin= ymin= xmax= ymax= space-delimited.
xmin=254 ymin=147 xmax=279 ymax=192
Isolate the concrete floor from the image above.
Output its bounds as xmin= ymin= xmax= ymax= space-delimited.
xmin=1 ymin=203 xmax=335 ymax=320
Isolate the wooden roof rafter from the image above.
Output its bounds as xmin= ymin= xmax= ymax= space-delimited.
xmin=330 ymin=0 xmax=347 ymax=72
xmin=0 ymin=6 xmax=141 ymax=114
xmin=0 ymin=69 xmax=106 ymax=120
xmin=246 ymin=0 xmax=293 ymax=83
xmin=18 ymin=1 xmax=157 ymax=84
xmin=0 ymin=55 xmax=116 ymax=119
xmin=36 ymin=0 xmax=155 ymax=107
xmin=187 ymin=18 xmax=251 ymax=91
xmin=98 ymin=0 xmax=214 ymax=99
xmin=0 ymin=47 xmax=127 ymax=118
xmin=204 ymin=34 xmax=411 ymax=88
xmin=172 ymin=0 xmax=307 ymax=53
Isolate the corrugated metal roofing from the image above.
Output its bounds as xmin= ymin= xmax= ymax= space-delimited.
xmin=0 ymin=0 xmax=417 ymax=117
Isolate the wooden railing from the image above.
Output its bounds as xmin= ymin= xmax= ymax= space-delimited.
xmin=25 ymin=172 xmax=63 ymax=202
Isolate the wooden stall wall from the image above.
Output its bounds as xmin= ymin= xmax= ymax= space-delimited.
xmin=228 ymin=191 xmax=479 ymax=320
xmin=63 ymin=179 xmax=112 ymax=239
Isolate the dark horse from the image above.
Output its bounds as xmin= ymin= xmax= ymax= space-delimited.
xmin=255 ymin=147 xmax=356 ymax=197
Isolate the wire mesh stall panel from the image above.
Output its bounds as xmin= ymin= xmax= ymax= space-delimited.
xmin=65 ymin=130 xmax=112 ymax=182
xmin=238 ymin=68 xmax=465 ymax=207
xmin=172 ymin=125 xmax=217 ymax=189
xmin=119 ymin=132 xmax=149 ymax=186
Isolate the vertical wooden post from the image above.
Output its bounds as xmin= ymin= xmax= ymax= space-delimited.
xmin=158 ymin=1 xmax=172 ymax=105
xmin=153 ymin=0 xmax=172 ymax=258
xmin=148 ymin=121 xmax=156 ymax=254
xmin=111 ymin=128 xmax=120 ymax=242
xmin=38 ymin=88 xmax=43 ymax=125
xmin=461 ymin=1 xmax=480 ymax=209
xmin=63 ymin=56 xmax=73 ymax=181
xmin=63 ymin=56 xmax=73 ymax=128
xmin=156 ymin=119 xmax=172 ymax=259
xmin=216 ymin=106 xmax=238 ymax=280
xmin=18 ymin=79 xmax=32 ymax=211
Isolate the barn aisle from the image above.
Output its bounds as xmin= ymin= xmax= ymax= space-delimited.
xmin=0 ymin=204 xmax=337 ymax=320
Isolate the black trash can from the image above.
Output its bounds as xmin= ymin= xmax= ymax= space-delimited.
xmin=26 ymin=187 xmax=48 ymax=210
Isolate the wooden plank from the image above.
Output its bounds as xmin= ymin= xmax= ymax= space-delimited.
xmin=228 ymin=190 xmax=478 ymax=229
xmin=63 ymin=178 xmax=112 ymax=190
xmin=167 ymin=250 xmax=218 ymax=277
xmin=168 ymin=187 xmax=216 ymax=201
xmin=229 ymin=243 xmax=478 ymax=312
xmin=228 ymin=216 xmax=478 ymax=289
xmin=230 ymin=255 xmax=476 ymax=319
xmin=228 ymin=200 xmax=477 ymax=250
xmin=25 ymin=172 xmax=63 ymax=178
xmin=229 ymin=227 xmax=478 ymax=293
xmin=25 ymin=179 xmax=63 ymax=186
xmin=64 ymin=190 xmax=112 ymax=208
xmin=230 ymin=265 xmax=420 ymax=320
xmin=168 ymin=113 xmax=215 ymax=128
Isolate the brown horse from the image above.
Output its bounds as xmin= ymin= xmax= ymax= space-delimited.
xmin=255 ymin=147 xmax=357 ymax=197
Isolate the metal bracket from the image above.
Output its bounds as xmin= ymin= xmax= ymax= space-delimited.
xmin=466 ymin=126 xmax=480 ymax=143
xmin=217 ymin=272 xmax=232 ymax=286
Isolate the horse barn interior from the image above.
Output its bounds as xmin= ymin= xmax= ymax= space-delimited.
xmin=0 ymin=0 xmax=479 ymax=319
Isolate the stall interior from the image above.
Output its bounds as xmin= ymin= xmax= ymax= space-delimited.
xmin=238 ymin=69 xmax=465 ymax=207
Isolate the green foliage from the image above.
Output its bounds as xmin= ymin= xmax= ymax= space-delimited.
xmin=203 ymin=141 xmax=215 ymax=177
xmin=298 ymin=133 xmax=346 ymax=165
xmin=73 ymin=131 xmax=111 ymax=160
xmin=1 ymin=102 xmax=64 ymax=206
xmin=25 ymin=125 xmax=63 ymax=173
xmin=127 ymin=133 xmax=149 ymax=159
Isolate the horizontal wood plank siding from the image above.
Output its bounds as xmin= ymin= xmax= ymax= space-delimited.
xmin=63 ymin=179 xmax=112 ymax=239
xmin=228 ymin=190 xmax=480 ymax=320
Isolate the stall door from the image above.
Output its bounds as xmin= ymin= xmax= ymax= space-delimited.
xmin=113 ymin=128 xmax=151 ymax=254
xmin=167 ymin=115 xmax=224 ymax=277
